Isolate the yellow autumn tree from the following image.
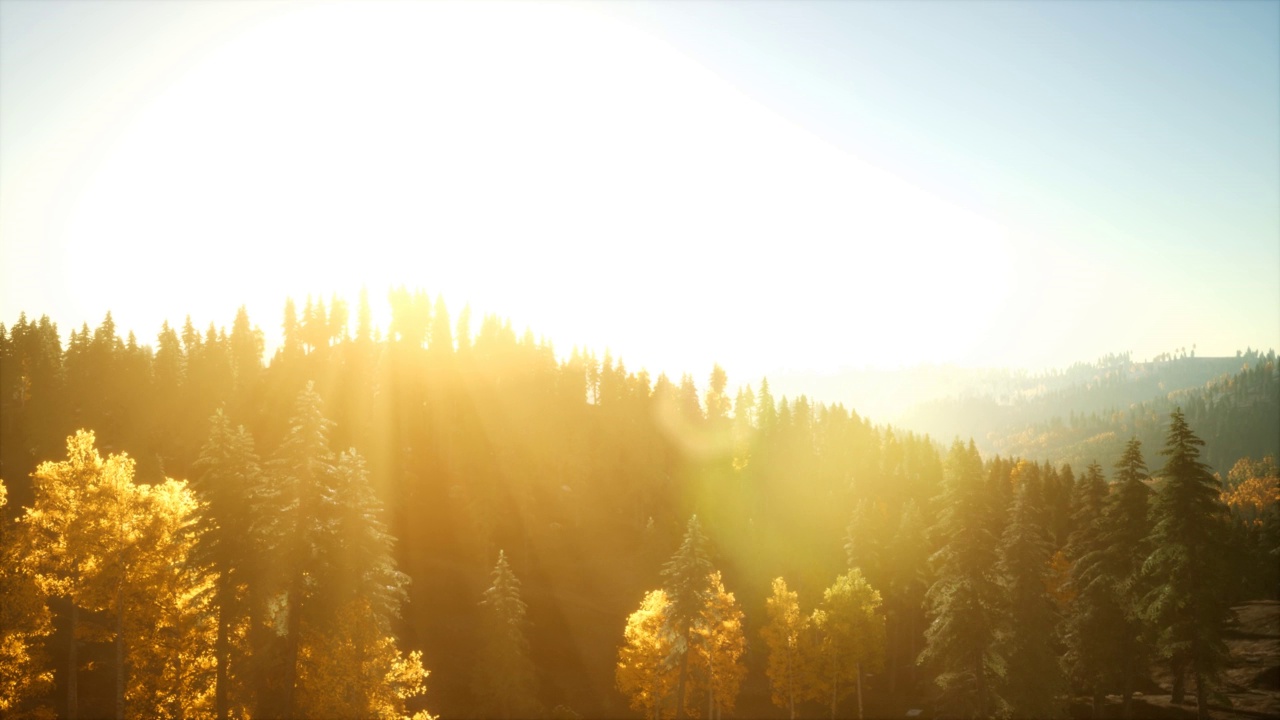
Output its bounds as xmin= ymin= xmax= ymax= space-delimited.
xmin=22 ymin=430 xmax=133 ymax=719
xmin=22 ymin=431 xmax=218 ymax=720
xmin=760 ymin=577 xmax=810 ymax=720
xmin=296 ymin=597 xmax=434 ymax=720
xmin=617 ymin=589 xmax=679 ymax=720
xmin=121 ymin=478 xmax=217 ymax=720
xmin=1223 ymin=456 xmax=1279 ymax=525
xmin=690 ymin=572 xmax=746 ymax=720
xmin=0 ymin=479 xmax=55 ymax=719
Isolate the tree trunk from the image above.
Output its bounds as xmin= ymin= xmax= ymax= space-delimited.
xmin=857 ymin=660 xmax=864 ymax=720
xmin=282 ymin=585 xmax=302 ymax=720
xmin=974 ymin=650 xmax=987 ymax=718
xmin=830 ymin=666 xmax=839 ymax=720
xmin=1121 ymin=663 xmax=1135 ymax=719
xmin=68 ymin=602 xmax=78 ymax=720
xmin=788 ymin=647 xmax=796 ymax=720
xmin=1092 ymin=691 xmax=1104 ymax=719
xmin=1194 ymin=671 xmax=1209 ymax=720
xmin=116 ymin=583 xmax=125 ymax=720
xmin=1171 ymin=660 xmax=1186 ymax=704
xmin=674 ymin=641 xmax=690 ymax=720
xmin=216 ymin=599 xmax=229 ymax=720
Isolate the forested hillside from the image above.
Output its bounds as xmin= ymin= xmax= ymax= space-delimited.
xmin=896 ymin=351 xmax=1278 ymax=473
xmin=2 ymin=295 xmax=1276 ymax=720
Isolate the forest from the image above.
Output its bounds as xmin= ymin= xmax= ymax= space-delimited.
xmin=1 ymin=292 xmax=1277 ymax=720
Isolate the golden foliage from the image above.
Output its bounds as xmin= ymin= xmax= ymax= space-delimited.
xmin=0 ymin=480 xmax=55 ymax=719
xmin=297 ymin=598 xmax=433 ymax=720
xmin=691 ymin=572 xmax=746 ymax=720
xmin=760 ymin=576 xmax=811 ymax=718
xmin=616 ymin=589 xmax=679 ymax=720
xmin=1222 ymin=456 xmax=1279 ymax=525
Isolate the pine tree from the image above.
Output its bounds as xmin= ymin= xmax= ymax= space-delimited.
xmin=1060 ymin=461 xmax=1114 ymax=716
xmin=1100 ymin=438 xmax=1154 ymax=718
xmin=474 ymin=550 xmax=538 ymax=719
xmin=885 ymin=499 xmax=929 ymax=696
xmin=761 ymin=577 xmax=811 ymax=720
xmin=297 ymin=449 xmax=424 ymax=719
xmin=919 ymin=440 xmax=1003 ymax=719
xmin=256 ymin=382 xmax=338 ymax=719
xmin=193 ymin=409 xmax=263 ymax=720
xmin=995 ymin=477 xmax=1065 ymax=719
xmin=661 ymin=515 xmax=714 ymax=719
xmin=1143 ymin=409 xmax=1231 ymax=720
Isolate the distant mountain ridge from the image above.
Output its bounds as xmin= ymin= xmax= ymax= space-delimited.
xmin=899 ymin=351 xmax=1278 ymax=474
xmin=768 ymin=349 xmax=1276 ymax=474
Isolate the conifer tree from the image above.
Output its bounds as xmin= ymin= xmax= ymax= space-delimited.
xmin=255 ymin=383 xmax=338 ymax=719
xmin=762 ymin=576 xmax=811 ymax=720
xmin=1100 ymin=438 xmax=1154 ymax=718
xmin=193 ymin=409 xmax=263 ymax=720
xmin=1143 ymin=409 xmax=1231 ymax=720
xmin=474 ymin=550 xmax=538 ymax=719
xmin=995 ymin=477 xmax=1065 ymax=719
xmin=885 ymin=499 xmax=929 ymax=695
xmin=661 ymin=515 xmax=714 ymax=719
xmin=919 ymin=440 xmax=1003 ymax=719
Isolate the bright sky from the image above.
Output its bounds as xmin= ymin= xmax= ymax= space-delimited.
xmin=1 ymin=0 xmax=1277 ymax=381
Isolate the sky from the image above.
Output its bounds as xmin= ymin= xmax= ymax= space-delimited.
xmin=1 ymin=0 xmax=1277 ymax=383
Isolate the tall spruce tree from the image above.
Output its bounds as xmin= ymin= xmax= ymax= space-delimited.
xmin=919 ymin=441 xmax=1003 ymax=719
xmin=473 ymin=550 xmax=537 ymax=719
xmin=255 ymin=382 xmax=338 ymax=719
xmin=1143 ymin=409 xmax=1231 ymax=720
xmin=193 ymin=409 xmax=263 ymax=720
xmin=661 ymin=514 xmax=714 ymax=720
xmin=1061 ymin=461 xmax=1114 ymax=716
xmin=1101 ymin=438 xmax=1154 ymax=718
xmin=995 ymin=476 xmax=1065 ymax=719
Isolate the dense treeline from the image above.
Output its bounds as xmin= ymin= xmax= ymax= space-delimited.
xmin=2 ymin=296 xmax=1277 ymax=718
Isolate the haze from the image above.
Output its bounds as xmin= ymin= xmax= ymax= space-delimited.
xmin=2 ymin=0 xmax=1276 ymax=383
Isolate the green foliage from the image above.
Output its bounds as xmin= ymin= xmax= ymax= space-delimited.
xmin=473 ymin=550 xmax=538 ymax=719
xmin=920 ymin=441 xmax=1004 ymax=719
xmin=1142 ymin=409 xmax=1232 ymax=718
xmin=995 ymin=478 xmax=1065 ymax=719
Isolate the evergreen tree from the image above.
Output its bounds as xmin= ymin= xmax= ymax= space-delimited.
xmin=255 ymin=382 xmax=338 ymax=719
xmin=193 ymin=409 xmax=263 ymax=720
xmin=995 ymin=477 xmax=1065 ymax=719
xmin=1100 ymin=438 xmax=1154 ymax=718
xmin=919 ymin=440 xmax=1003 ymax=719
xmin=1060 ymin=461 xmax=1114 ymax=716
xmin=1143 ymin=409 xmax=1231 ymax=719
xmin=660 ymin=515 xmax=713 ymax=719
xmin=473 ymin=550 xmax=538 ymax=719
